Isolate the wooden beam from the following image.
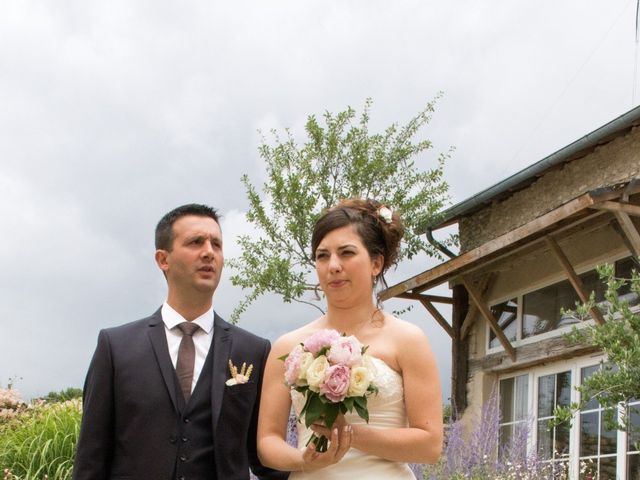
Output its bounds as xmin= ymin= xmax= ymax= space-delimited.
xmin=461 ymin=273 xmax=496 ymax=340
xmin=396 ymin=292 xmax=453 ymax=304
xmin=613 ymin=211 xmax=640 ymax=258
xmin=461 ymin=275 xmax=516 ymax=361
xmin=380 ymin=193 xmax=597 ymax=301
xmin=469 ymin=335 xmax=601 ymax=375
xmin=545 ymin=236 xmax=606 ymax=325
xmin=418 ymin=298 xmax=453 ymax=338
xmin=451 ymin=284 xmax=469 ymax=417
xmin=591 ymin=200 xmax=640 ymax=217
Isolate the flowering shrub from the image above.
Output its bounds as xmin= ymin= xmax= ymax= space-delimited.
xmin=423 ymin=396 xmax=562 ymax=480
xmin=0 ymin=398 xmax=81 ymax=480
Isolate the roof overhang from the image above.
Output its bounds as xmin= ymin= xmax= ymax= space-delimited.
xmin=381 ymin=181 xmax=640 ymax=301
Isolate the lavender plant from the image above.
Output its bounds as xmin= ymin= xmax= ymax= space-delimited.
xmin=424 ymin=395 xmax=559 ymax=480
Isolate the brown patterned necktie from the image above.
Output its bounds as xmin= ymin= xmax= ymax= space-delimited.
xmin=176 ymin=321 xmax=201 ymax=402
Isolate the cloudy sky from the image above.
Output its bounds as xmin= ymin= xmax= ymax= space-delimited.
xmin=1 ymin=0 xmax=637 ymax=402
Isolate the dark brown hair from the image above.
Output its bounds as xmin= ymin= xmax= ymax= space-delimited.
xmin=155 ymin=204 xmax=220 ymax=251
xmin=311 ymin=198 xmax=404 ymax=285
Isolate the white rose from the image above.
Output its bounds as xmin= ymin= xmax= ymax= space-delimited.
xmin=297 ymin=352 xmax=314 ymax=382
xmin=348 ymin=366 xmax=373 ymax=397
xmin=306 ymin=355 xmax=329 ymax=392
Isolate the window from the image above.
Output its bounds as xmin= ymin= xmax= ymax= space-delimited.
xmin=499 ymin=374 xmax=528 ymax=458
xmin=578 ymin=365 xmax=618 ymax=479
xmin=537 ymin=371 xmax=571 ymax=474
xmin=488 ymin=256 xmax=638 ymax=351
xmin=489 ymin=299 xmax=518 ymax=349
xmin=498 ymin=359 xmax=640 ymax=479
xmin=627 ymin=400 xmax=640 ymax=480
xmin=523 ymin=270 xmax=606 ymax=339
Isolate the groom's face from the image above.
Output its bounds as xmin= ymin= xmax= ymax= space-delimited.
xmin=156 ymin=214 xmax=224 ymax=296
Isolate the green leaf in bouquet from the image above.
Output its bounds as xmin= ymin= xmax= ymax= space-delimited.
xmin=342 ymin=396 xmax=355 ymax=411
xmin=323 ymin=403 xmax=341 ymax=429
xmin=277 ymin=353 xmax=289 ymax=361
xmin=303 ymin=393 xmax=324 ymax=427
xmin=354 ymin=396 xmax=369 ymax=423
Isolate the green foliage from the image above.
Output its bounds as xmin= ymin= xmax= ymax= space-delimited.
xmin=552 ymin=263 xmax=640 ymax=447
xmin=229 ymin=97 xmax=452 ymax=322
xmin=0 ymin=399 xmax=81 ymax=480
xmin=42 ymin=388 xmax=82 ymax=404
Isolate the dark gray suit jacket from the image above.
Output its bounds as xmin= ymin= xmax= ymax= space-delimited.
xmin=72 ymin=308 xmax=288 ymax=480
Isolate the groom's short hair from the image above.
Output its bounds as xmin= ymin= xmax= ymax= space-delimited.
xmin=155 ymin=204 xmax=220 ymax=251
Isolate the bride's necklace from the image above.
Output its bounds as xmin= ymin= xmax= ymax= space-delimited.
xmin=325 ymin=309 xmax=381 ymax=337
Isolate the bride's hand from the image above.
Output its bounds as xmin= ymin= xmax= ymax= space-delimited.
xmin=300 ymin=424 xmax=352 ymax=471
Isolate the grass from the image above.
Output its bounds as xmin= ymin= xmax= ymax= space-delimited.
xmin=0 ymin=399 xmax=81 ymax=480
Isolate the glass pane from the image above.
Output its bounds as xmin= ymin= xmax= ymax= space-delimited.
xmin=600 ymin=413 xmax=617 ymax=455
xmin=580 ymin=411 xmax=598 ymax=457
xmin=499 ymin=424 xmax=512 ymax=457
xmin=515 ymin=374 xmax=529 ymax=421
xmin=579 ymin=269 xmax=607 ymax=304
xmin=537 ymin=420 xmax=553 ymax=459
xmin=628 ymin=453 xmax=640 ymax=480
xmin=556 ymin=421 xmax=570 ymax=457
xmin=489 ymin=299 xmax=518 ymax=349
xmin=556 ymin=371 xmax=572 ymax=408
xmin=538 ymin=374 xmax=555 ymax=417
xmin=617 ymin=256 xmax=640 ymax=307
xmin=553 ymin=461 xmax=569 ymax=479
xmin=581 ymin=365 xmax=599 ymax=410
xmin=598 ymin=456 xmax=617 ymax=480
xmin=629 ymin=405 xmax=640 ymax=452
xmin=500 ymin=377 xmax=514 ymax=423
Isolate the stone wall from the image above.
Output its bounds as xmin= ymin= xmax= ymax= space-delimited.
xmin=458 ymin=127 xmax=640 ymax=251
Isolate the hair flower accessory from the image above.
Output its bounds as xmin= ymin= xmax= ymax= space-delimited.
xmin=378 ymin=206 xmax=393 ymax=224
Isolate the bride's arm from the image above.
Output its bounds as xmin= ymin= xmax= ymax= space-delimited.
xmin=257 ymin=335 xmax=352 ymax=472
xmin=314 ymin=322 xmax=444 ymax=464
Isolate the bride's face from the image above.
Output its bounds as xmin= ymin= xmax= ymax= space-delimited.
xmin=314 ymin=225 xmax=383 ymax=306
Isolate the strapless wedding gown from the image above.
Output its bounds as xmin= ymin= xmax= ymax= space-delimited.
xmin=289 ymin=357 xmax=415 ymax=479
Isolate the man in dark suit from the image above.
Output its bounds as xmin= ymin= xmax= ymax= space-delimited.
xmin=73 ymin=204 xmax=288 ymax=480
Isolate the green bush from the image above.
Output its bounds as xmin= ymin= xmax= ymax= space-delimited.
xmin=0 ymin=399 xmax=81 ymax=480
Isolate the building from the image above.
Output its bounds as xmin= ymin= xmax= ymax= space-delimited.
xmin=382 ymin=106 xmax=640 ymax=479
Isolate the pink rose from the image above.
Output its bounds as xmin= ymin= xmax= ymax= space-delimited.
xmin=303 ymin=329 xmax=341 ymax=355
xmin=320 ymin=364 xmax=351 ymax=403
xmin=284 ymin=345 xmax=304 ymax=386
xmin=327 ymin=335 xmax=363 ymax=366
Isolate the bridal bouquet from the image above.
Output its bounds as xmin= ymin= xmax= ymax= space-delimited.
xmin=281 ymin=329 xmax=378 ymax=452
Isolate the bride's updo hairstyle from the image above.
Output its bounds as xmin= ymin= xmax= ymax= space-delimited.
xmin=311 ymin=198 xmax=404 ymax=289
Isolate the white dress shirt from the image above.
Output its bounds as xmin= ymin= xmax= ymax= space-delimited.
xmin=161 ymin=302 xmax=214 ymax=394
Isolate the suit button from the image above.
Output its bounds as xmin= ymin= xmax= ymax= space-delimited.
xmin=179 ymin=476 xmax=186 ymax=480
xmin=181 ymin=437 xmax=188 ymax=443
xmin=169 ymin=436 xmax=177 ymax=444
xmin=184 ymin=418 xmax=190 ymax=423
xmin=180 ymin=454 xmax=187 ymax=462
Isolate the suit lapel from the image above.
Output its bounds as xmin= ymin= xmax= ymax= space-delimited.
xmin=211 ymin=312 xmax=232 ymax=432
xmin=147 ymin=309 xmax=180 ymax=413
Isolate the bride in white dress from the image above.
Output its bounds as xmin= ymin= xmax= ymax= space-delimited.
xmin=257 ymin=198 xmax=443 ymax=478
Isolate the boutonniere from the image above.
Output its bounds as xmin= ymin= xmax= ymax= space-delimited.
xmin=226 ymin=359 xmax=254 ymax=386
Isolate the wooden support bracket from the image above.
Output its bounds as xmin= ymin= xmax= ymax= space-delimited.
xmin=461 ymin=275 xmax=516 ymax=361
xmin=545 ymin=236 xmax=605 ymax=325
xmin=613 ymin=211 xmax=640 ymax=258
xmin=461 ymin=272 xmax=496 ymax=340
xmin=397 ymin=292 xmax=454 ymax=304
xmin=591 ymin=200 xmax=640 ymax=218
xmin=418 ymin=298 xmax=454 ymax=338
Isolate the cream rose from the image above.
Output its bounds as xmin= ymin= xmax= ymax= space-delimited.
xmin=306 ymin=355 xmax=330 ymax=392
xmin=348 ymin=366 xmax=373 ymax=396
xmin=297 ymin=352 xmax=314 ymax=382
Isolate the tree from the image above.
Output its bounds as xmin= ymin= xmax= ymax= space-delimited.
xmin=553 ymin=263 xmax=640 ymax=448
xmin=228 ymin=96 xmax=453 ymax=322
